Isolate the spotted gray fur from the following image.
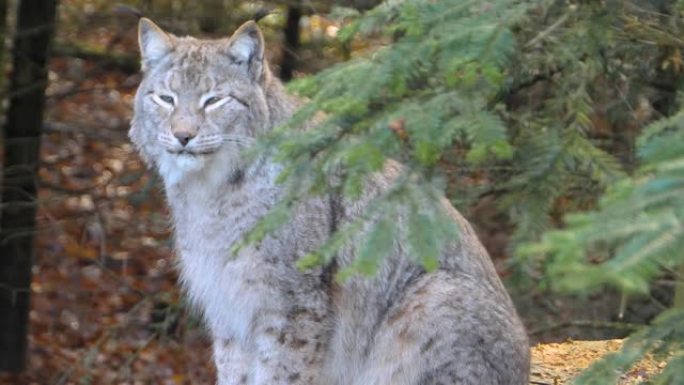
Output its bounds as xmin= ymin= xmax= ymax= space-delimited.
xmin=130 ymin=18 xmax=530 ymax=385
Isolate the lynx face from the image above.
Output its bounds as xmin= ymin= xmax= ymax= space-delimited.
xmin=130 ymin=19 xmax=270 ymax=185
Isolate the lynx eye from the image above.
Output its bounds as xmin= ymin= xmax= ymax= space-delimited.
xmin=203 ymin=96 xmax=221 ymax=108
xmin=202 ymin=95 xmax=237 ymax=112
xmin=151 ymin=93 xmax=175 ymax=109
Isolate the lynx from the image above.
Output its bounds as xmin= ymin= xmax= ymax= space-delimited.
xmin=130 ymin=17 xmax=530 ymax=385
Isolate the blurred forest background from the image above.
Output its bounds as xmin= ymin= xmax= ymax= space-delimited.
xmin=0 ymin=0 xmax=683 ymax=384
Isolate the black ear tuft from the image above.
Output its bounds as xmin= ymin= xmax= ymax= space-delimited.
xmin=252 ymin=8 xmax=273 ymax=23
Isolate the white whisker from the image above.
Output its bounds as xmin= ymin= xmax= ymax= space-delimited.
xmin=156 ymin=131 xmax=255 ymax=156
xmin=218 ymin=134 xmax=255 ymax=146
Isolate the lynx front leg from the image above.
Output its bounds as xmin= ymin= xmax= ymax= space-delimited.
xmin=250 ymin=310 xmax=328 ymax=385
xmin=213 ymin=337 xmax=250 ymax=385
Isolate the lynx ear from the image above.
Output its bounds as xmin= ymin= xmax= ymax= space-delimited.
xmin=228 ymin=21 xmax=265 ymax=82
xmin=138 ymin=18 xmax=173 ymax=70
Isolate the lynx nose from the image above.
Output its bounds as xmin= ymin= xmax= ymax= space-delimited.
xmin=174 ymin=131 xmax=195 ymax=147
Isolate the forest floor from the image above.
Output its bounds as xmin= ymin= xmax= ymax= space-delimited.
xmin=530 ymin=340 xmax=665 ymax=385
xmin=2 ymin=56 xmax=215 ymax=384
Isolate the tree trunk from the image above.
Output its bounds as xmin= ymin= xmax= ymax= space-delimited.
xmin=280 ymin=2 xmax=301 ymax=82
xmin=0 ymin=0 xmax=6 ymax=95
xmin=0 ymin=0 xmax=58 ymax=372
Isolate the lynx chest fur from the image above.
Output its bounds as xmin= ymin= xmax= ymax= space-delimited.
xmin=130 ymin=17 xmax=530 ymax=385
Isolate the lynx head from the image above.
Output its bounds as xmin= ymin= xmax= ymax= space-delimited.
xmin=130 ymin=18 xmax=286 ymax=186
